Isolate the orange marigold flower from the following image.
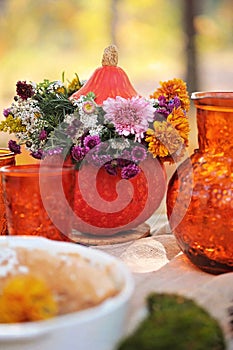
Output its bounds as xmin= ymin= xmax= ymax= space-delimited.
xmin=150 ymin=78 xmax=190 ymax=111
xmin=0 ymin=275 xmax=58 ymax=323
xmin=167 ymin=106 xmax=190 ymax=146
xmin=145 ymin=128 xmax=170 ymax=158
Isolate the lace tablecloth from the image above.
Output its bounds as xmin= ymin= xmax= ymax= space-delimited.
xmin=96 ymin=214 xmax=233 ymax=350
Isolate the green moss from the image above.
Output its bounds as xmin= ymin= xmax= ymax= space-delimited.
xmin=117 ymin=293 xmax=226 ymax=350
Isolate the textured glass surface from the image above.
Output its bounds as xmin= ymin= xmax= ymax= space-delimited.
xmin=0 ymin=149 xmax=15 ymax=235
xmin=167 ymin=92 xmax=233 ymax=274
xmin=1 ymin=164 xmax=74 ymax=242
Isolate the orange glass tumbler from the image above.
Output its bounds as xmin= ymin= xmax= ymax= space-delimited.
xmin=0 ymin=148 xmax=16 ymax=235
xmin=0 ymin=164 xmax=75 ymax=242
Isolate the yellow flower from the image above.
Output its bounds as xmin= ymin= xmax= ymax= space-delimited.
xmin=150 ymin=78 xmax=190 ymax=111
xmin=56 ymin=87 xmax=66 ymax=95
xmin=145 ymin=121 xmax=186 ymax=161
xmin=0 ymin=275 xmax=58 ymax=323
xmin=67 ymin=75 xmax=82 ymax=95
xmin=0 ymin=115 xmax=26 ymax=134
xmin=146 ymin=78 xmax=190 ymax=162
xmin=145 ymin=127 xmax=170 ymax=158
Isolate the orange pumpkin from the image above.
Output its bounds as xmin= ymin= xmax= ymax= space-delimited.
xmin=70 ymin=45 xmax=138 ymax=105
xmin=69 ymin=46 xmax=167 ymax=236
xmin=72 ymin=156 xmax=166 ymax=236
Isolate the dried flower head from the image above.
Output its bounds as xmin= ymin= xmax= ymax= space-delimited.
xmin=0 ymin=275 xmax=58 ymax=323
xmin=16 ymin=81 xmax=35 ymax=100
xmin=8 ymin=140 xmax=21 ymax=154
xmin=145 ymin=121 xmax=185 ymax=160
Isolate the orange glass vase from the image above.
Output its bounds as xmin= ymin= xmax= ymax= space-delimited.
xmin=167 ymin=92 xmax=233 ymax=274
xmin=73 ymin=155 xmax=167 ymax=236
xmin=0 ymin=148 xmax=16 ymax=235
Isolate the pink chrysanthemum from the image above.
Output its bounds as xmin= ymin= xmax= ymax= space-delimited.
xmin=102 ymin=96 xmax=155 ymax=142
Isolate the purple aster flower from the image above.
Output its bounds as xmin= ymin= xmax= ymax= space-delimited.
xmin=157 ymin=95 xmax=181 ymax=117
xmin=102 ymin=96 xmax=155 ymax=142
xmin=121 ymin=163 xmax=140 ymax=180
xmin=71 ymin=145 xmax=85 ymax=162
xmin=156 ymin=108 xmax=168 ymax=116
xmin=158 ymin=95 xmax=167 ymax=107
xmin=167 ymin=96 xmax=181 ymax=112
xmin=83 ymin=135 xmax=101 ymax=149
xmin=16 ymin=81 xmax=35 ymax=100
xmin=31 ymin=149 xmax=44 ymax=159
xmin=80 ymin=130 xmax=90 ymax=146
xmin=3 ymin=108 xmax=11 ymax=117
xmin=39 ymin=129 xmax=47 ymax=141
xmin=121 ymin=149 xmax=131 ymax=161
xmin=104 ymin=160 xmax=118 ymax=176
xmin=173 ymin=96 xmax=181 ymax=108
xmin=8 ymin=140 xmax=21 ymax=154
xmin=131 ymin=146 xmax=147 ymax=163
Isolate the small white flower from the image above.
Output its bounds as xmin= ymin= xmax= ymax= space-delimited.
xmin=47 ymin=80 xmax=64 ymax=93
xmin=89 ymin=125 xmax=104 ymax=136
xmin=110 ymin=138 xmax=130 ymax=150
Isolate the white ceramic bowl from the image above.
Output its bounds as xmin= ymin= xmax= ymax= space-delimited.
xmin=0 ymin=236 xmax=134 ymax=350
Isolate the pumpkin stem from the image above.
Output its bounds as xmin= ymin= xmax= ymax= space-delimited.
xmin=102 ymin=45 xmax=118 ymax=67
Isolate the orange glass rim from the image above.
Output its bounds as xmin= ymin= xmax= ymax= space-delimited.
xmin=0 ymin=148 xmax=15 ymax=159
xmin=191 ymin=91 xmax=233 ymax=100
xmin=191 ymin=91 xmax=233 ymax=109
xmin=0 ymin=164 xmax=75 ymax=177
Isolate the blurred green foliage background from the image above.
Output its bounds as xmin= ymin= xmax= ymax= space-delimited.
xmin=0 ymin=0 xmax=232 ymax=151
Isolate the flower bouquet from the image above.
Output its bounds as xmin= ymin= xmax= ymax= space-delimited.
xmin=0 ymin=46 xmax=190 ymax=236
